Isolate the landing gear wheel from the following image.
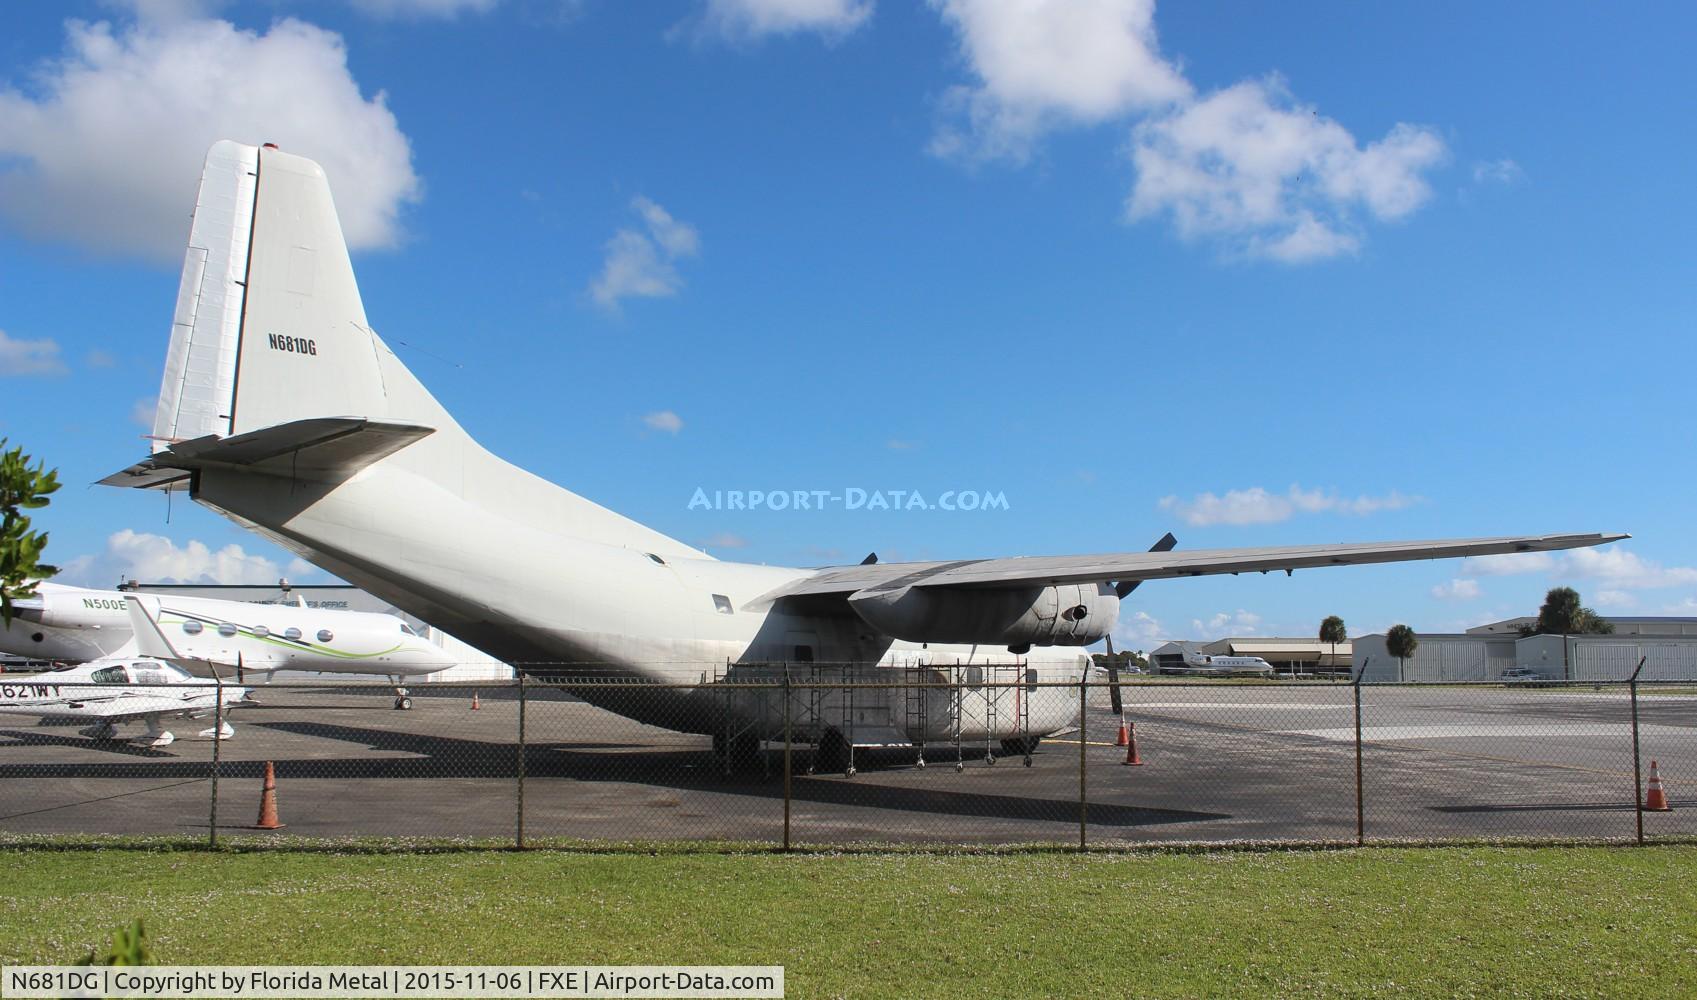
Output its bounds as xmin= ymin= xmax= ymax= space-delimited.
xmin=815 ymin=728 xmax=850 ymax=775
xmin=1000 ymin=737 xmax=1041 ymax=757
xmin=985 ymin=753 xmax=996 ymax=766
xmin=394 ymin=697 xmax=413 ymax=710
xmin=954 ymin=761 xmax=965 ymax=774
xmin=916 ymin=757 xmax=926 ymax=770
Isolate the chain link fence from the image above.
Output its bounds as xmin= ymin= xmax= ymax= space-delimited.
xmin=1 ymin=664 xmax=1691 ymax=848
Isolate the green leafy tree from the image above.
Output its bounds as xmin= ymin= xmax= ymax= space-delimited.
xmin=1385 ymin=624 xmax=1419 ymax=682
xmin=1525 ymin=586 xmax=1615 ymax=637
xmin=1092 ymin=649 xmax=1149 ymax=671
xmin=1 ymin=439 xmax=61 ymax=625
xmin=1319 ymin=615 xmax=1347 ymax=675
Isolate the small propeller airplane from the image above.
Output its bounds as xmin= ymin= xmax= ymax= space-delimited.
xmin=0 ymin=597 xmax=250 ymax=747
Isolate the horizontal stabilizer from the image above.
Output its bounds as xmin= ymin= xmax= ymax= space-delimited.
xmin=101 ymin=417 xmax=433 ymax=489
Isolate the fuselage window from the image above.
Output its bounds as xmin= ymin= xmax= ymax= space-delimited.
xmin=182 ymin=620 xmax=203 ymax=635
xmin=284 ymin=627 xmax=302 ymax=641
xmin=217 ymin=623 xmax=238 ymax=638
xmin=252 ymin=626 xmax=270 ymax=638
xmin=317 ymin=629 xmax=334 ymax=643
xmin=646 ymin=553 xmax=666 ymax=566
xmin=90 ymin=665 xmax=128 ymax=684
xmin=712 ymin=594 xmax=734 ymax=615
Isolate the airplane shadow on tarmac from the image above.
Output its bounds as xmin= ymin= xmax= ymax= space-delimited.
xmin=0 ymin=720 xmax=1229 ymax=830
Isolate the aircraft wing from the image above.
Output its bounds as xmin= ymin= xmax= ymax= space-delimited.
xmin=748 ymin=532 xmax=1627 ymax=606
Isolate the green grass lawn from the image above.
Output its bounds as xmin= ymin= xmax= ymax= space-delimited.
xmin=3 ymin=845 xmax=1694 ymax=998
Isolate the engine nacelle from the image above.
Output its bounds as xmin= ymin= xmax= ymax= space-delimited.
xmin=847 ymin=583 xmax=1118 ymax=647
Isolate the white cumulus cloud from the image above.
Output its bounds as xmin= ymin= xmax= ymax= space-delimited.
xmin=642 ymin=409 xmax=684 ymax=434
xmin=1157 ymin=484 xmax=1421 ymax=527
xmin=1464 ymin=547 xmax=1697 ymax=592
xmin=700 ymin=0 xmax=873 ymax=41
xmin=60 ymin=529 xmax=321 ymax=587
xmin=590 ymin=196 xmax=700 ymax=309
xmin=928 ymin=0 xmax=1189 ymax=161
xmin=0 ymin=330 xmax=68 ymax=376
xmin=0 ymin=16 xmax=420 ymax=264
xmin=1190 ymin=609 xmax=1261 ymax=639
xmin=1128 ymin=78 xmax=1446 ymax=262
xmin=1431 ymin=578 xmax=1481 ymax=601
xmin=929 ymin=0 xmax=1446 ymax=260
xmin=1112 ymin=609 xmax=1165 ymax=648
xmin=1472 ymin=158 xmax=1524 ymax=185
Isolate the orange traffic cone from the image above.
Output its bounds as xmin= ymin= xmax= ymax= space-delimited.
xmin=471 ymin=691 xmax=481 ymax=710
xmin=1123 ymin=721 xmax=1143 ymax=766
xmin=253 ymin=760 xmax=285 ymax=830
xmin=1643 ymin=760 xmax=1672 ymax=812
xmin=1115 ymin=717 xmax=1130 ymax=747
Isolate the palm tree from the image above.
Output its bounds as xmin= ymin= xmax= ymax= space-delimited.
xmin=1319 ymin=615 xmax=1347 ymax=680
xmin=1386 ymin=624 xmax=1419 ymax=683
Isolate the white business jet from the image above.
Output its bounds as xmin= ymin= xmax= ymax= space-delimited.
xmin=4 ymin=582 xmax=458 ymax=709
xmin=101 ymin=141 xmax=1625 ymax=760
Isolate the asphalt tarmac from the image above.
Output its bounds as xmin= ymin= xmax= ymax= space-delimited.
xmin=1 ymin=682 xmax=1691 ymax=845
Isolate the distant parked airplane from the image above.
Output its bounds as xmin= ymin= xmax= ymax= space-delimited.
xmin=3 ymin=582 xmax=457 ymax=709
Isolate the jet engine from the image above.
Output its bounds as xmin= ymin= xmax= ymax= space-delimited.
xmin=846 ymin=582 xmax=1118 ymax=647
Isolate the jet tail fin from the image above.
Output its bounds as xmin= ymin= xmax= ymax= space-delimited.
xmin=124 ymin=596 xmax=183 ymax=661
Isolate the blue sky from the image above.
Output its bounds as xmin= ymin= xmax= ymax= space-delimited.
xmin=2 ymin=0 xmax=1693 ymax=649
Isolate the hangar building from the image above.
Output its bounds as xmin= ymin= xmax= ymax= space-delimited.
xmin=1354 ymin=617 xmax=1697 ymax=682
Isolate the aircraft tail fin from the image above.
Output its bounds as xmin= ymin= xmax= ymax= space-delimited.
xmin=150 ymin=141 xmax=451 ymax=453
xmin=124 ymin=596 xmax=182 ymax=661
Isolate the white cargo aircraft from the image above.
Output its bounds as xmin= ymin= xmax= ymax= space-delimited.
xmin=3 ymin=582 xmax=457 ymax=708
xmin=102 ymin=141 xmax=1625 ymax=760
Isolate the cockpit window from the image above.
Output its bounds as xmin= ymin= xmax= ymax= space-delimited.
xmin=712 ymin=594 xmax=734 ymax=615
xmin=90 ymin=665 xmax=128 ymax=684
xmin=399 ymin=623 xmax=418 ymax=636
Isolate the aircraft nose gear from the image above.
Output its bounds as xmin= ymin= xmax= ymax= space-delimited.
xmin=199 ymin=721 xmax=235 ymax=740
xmin=391 ymin=680 xmax=412 ymax=710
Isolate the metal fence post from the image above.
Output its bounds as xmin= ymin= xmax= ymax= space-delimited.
xmin=209 ymin=673 xmax=222 ymax=849
xmin=1353 ymin=657 xmax=1367 ymax=847
xmin=1629 ymin=656 xmax=1646 ymax=845
xmin=1079 ymin=675 xmax=1087 ymax=852
xmin=516 ymin=674 xmax=527 ymax=850
xmin=782 ymin=671 xmax=792 ymax=852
